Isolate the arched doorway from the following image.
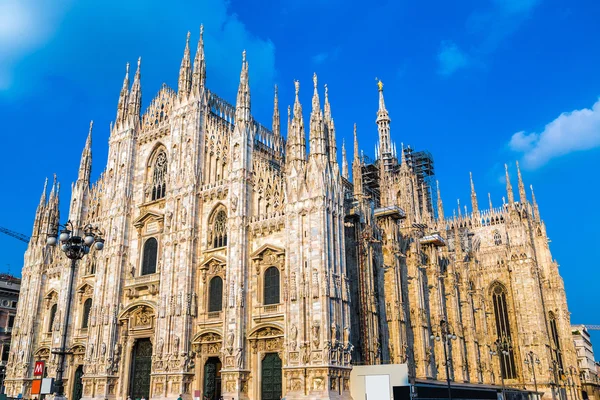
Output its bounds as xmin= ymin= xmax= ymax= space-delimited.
xmin=261 ymin=353 xmax=282 ymax=400
xmin=71 ymin=365 xmax=84 ymax=400
xmin=129 ymin=339 xmax=153 ymax=400
xmin=203 ymin=357 xmax=222 ymax=400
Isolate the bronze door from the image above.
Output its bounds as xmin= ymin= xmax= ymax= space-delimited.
xmin=261 ymin=353 xmax=282 ymax=400
xmin=71 ymin=365 xmax=84 ymax=400
xmin=203 ymin=357 xmax=222 ymax=400
xmin=130 ymin=338 xmax=153 ymax=400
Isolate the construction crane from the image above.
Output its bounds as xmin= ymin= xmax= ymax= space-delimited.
xmin=0 ymin=226 xmax=30 ymax=244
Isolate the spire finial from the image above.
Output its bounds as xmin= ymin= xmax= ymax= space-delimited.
xmin=530 ymin=184 xmax=540 ymax=220
xmin=137 ymin=57 xmax=141 ymax=68
xmin=242 ymin=50 xmax=246 ymax=63
xmin=377 ymin=79 xmax=383 ymax=92
xmin=186 ymin=31 xmax=191 ymax=44
xmin=516 ymin=160 xmax=526 ymax=203
xmin=342 ymin=139 xmax=349 ymax=179
xmin=353 ymin=123 xmax=359 ymax=160
xmin=313 ymin=72 xmax=318 ymax=90
xmin=436 ymin=180 xmax=444 ymax=221
xmin=470 ymin=172 xmax=479 ymax=214
xmin=294 ymin=80 xmax=299 ymax=96
xmin=274 ymin=84 xmax=279 ymax=107
xmin=505 ymin=163 xmax=514 ymax=204
xmin=192 ymin=24 xmax=206 ymax=93
xmin=39 ymin=177 xmax=48 ymax=206
xmin=488 ymin=192 xmax=493 ymax=211
xmin=126 ymin=62 xmax=130 ymax=76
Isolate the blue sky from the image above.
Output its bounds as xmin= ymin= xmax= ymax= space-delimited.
xmin=1 ymin=0 xmax=600 ymax=350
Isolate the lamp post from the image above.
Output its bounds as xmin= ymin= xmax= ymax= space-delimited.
xmin=567 ymin=367 xmax=578 ymax=400
xmin=490 ymin=336 xmax=512 ymax=400
xmin=430 ymin=319 xmax=457 ymax=400
xmin=47 ymin=221 xmax=104 ymax=400
xmin=524 ymin=351 xmax=540 ymax=399
xmin=549 ymin=360 xmax=563 ymax=400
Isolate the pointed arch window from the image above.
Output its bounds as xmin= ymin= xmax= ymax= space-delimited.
xmin=208 ymin=276 xmax=223 ymax=312
xmin=549 ymin=312 xmax=564 ymax=372
xmin=48 ymin=304 xmax=57 ymax=333
xmin=81 ymin=298 xmax=92 ymax=329
xmin=151 ymin=151 xmax=167 ymax=201
xmin=493 ymin=231 xmax=502 ymax=246
xmin=142 ymin=238 xmax=158 ymax=275
xmin=491 ymin=283 xmax=517 ymax=379
xmin=209 ymin=209 xmax=228 ymax=249
xmin=263 ymin=267 xmax=280 ymax=305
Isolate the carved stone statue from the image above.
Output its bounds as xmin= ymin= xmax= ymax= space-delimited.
xmin=311 ymin=322 xmax=320 ymax=348
xmin=290 ymin=324 xmax=298 ymax=351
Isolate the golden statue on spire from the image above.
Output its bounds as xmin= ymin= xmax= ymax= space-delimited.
xmin=377 ymin=79 xmax=384 ymax=92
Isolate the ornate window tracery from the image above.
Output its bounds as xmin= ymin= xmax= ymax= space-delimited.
xmin=142 ymin=237 xmax=158 ymax=275
xmin=151 ymin=151 xmax=167 ymax=201
xmin=491 ymin=283 xmax=517 ymax=379
xmin=208 ymin=276 xmax=223 ymax=312
xmin=263 ymin=267 xmax=280 ymax=305
xmin=209 ymin=209 xmax=228 ymax=249
xmin=81 ymin=298 xmax=92 ymax=329
xmin=549 ymin=311 xmax=564 ymax=372
xmin=48 ymin=304 xmax=57 ymax=333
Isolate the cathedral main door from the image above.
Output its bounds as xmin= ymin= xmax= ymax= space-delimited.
xmin=71 ymin=365 xmax=84 ymax=400
xmin=261 ymin=353 xmax=282 ymax=400
xmin=202 ymin=357 xmax=222 ymax=400
xmin=129 ymin=338 xmax=153 ymax=400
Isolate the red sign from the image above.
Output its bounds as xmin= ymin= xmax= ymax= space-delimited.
xmin=34 ymin=361 xmax=45 ymax=377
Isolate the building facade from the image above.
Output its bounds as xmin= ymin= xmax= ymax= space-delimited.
xmin=5 ymin=29 xmax=579 ymax=400
xmin=0 ymin=274 xmax=20 ymax=393
xmin=572 ymin=325 xmax=600 ymax=399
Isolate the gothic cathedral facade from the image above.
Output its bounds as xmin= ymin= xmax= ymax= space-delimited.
xmin=5 ymin=29 xmax=578 ymax=400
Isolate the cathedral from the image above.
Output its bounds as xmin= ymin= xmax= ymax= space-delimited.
xmin=5 ymin=27 xmax=579 ymax=400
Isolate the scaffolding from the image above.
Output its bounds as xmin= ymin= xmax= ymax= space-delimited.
xmin=403 ymin=146 xmax=436 ymax=218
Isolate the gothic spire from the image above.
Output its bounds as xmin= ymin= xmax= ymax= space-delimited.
xmin=436 ymin=180 xmax=444 ymax=221
xmin=192 ymin=24 xmax=206 ymax=94
xmin=235 ymin=50 xmax=251 ymax=123
xmin=352 ymin=124 xmax=363 ymax=197
xmin=272 ymin=85 xmax=283 ymax=154
xmin=376 ymin=79 xmax=392 ymax=170
xmin=178 ymin=32 xmax=192 ymax=97
xmin=516 ymin=161 xmax=527 ymax=203
xmin=37 ymin=178 xmax=47 ymax=209
xmin=286 ymin=80 xmax=306 ymax=165
xmin=309 ymin=73 xmax=326 ymax=158
xmin=273 ymin=85 xmax=280 ymax=135
xmin=324 ymin=84 xmax=337 ymax=162
xmin=287 ymin=105 xmax=291 ymax=133
xmin=530 ymin=185 xmax=540 ymax=220
xmin=488 ymin=192 xmax=493 ymax=211
xmin=128 ymin=57 xmax=142 ymax=120
xmin=342 ymin=139 xmax=349 ymax=179
xmin=505 ymin=163 xmax=514 ymax=204
xmin=470 ymin=172 xmax=479 ymax=215
xmin=116 ymin=62 xmax=130 ymax=124
xmin=78 ymin=121 xmax=93 ymax=184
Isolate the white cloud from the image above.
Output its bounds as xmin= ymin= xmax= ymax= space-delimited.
xmin=437 ymin=41 xmax=470 ymax=76
xmin=509 ymin=98 xmax=600 ymax=169
xmin=311 ymin=46 xmax=341 ymax=65
xmin=0 ymin=0 xmax=73 ymax=90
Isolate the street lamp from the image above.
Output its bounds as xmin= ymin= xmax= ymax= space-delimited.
xmin=490 ymin=336 xmax=512 ymax=400
xmin=567 ymin=367 xmax=578 ymax=400
xmin=47 ymin=221 xmax=104 ymax=400
xmin=430 ymin=319 xmax=457 ymax=400
xmin=549 ymin=360 xmax=563 ymax=400
xmin=524 ymin=351 xmax=540 ymax=399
